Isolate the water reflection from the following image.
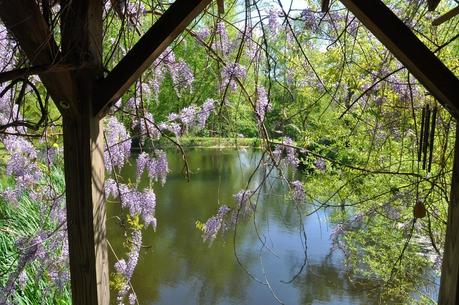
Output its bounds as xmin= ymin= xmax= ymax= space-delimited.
xmin=107 ymin=149 xmax=381 ymax=305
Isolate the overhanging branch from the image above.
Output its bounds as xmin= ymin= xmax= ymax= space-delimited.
xmin=94 ymin=0 xmax=212 ymax=117
xmin=339 ymin=0 xmax=459 ymax=119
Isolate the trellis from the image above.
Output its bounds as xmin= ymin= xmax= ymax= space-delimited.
xmin=0 ymin=0 xmax=457 ymax=304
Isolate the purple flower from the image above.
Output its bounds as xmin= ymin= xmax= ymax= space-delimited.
xmin=291 ymin=180 xmax=305 ymax=203
xmin=214 ymin=22 xmax=230 ymax=55
xmin=255 ymin=86 xmax=271 ymax=123
xmin=1 ymin=135 xmax=42 ymax=191
xmin=197 ymin=99 xmax=215 ymax=128
xmin=315 ymin=157 xmax=326 ymax=172
xmin=268 ymin=9 xmax=279 ymax=30
xmin=179 ymin=105 xmax=199 ymax=130
xmin=300 ymin=10 xmax=317 ymax=31
xmin=114 ymin=230 xmax=143 ymax=303
xmin=133 ymin=112 xmax=161 ymax=144
xmin=155 ymin=47 xmax=194 ymax=95
xmin=136 ymin=152 xmax=149 ymax=181
xmin=272 ymin=137 xmax=300 ymax=168
xmin=104 ymin=116 xmax=132 ymax=173
xmin=234 ymin=189 xmax=254 ymax=217
xmin=196 ymin=27 xmax=210 ymax=41
xmin=202 ymin=205 xmax=230 ymax=242
xmin=166 ymin=122 xmax=182 ymax=137
xmin=221 ymin=63 xmax=247 ymax=92
xmin=129 ymin=293 xmax=137 ymax=305
xmin=107 ymin=179 xmax=157 ymax=229
xmin=145 ymin=150 xmax=169 ymax=186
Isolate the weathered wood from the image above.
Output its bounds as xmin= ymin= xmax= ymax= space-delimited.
xmin=432 ymin=6 xmax=459 ymax=26
xmin=339 ymin=0 xmax=459 ymax=119
xmin=94 ymin=0 xmax=212 ymax=117
xmin=0 ymin=0 xmax=79 ymax=118
xmin=60 ymin=1 xmax=109 ymax=304
xmin=321 ymin=0 xmax=330 ymax=13
xmin=439 ymin=124 xmax=459 ymax=305
xmin=0 ymin=64 xmax=82 ymax=84
xmin=217 ymin=0 xmax=225 ymax=14
xmin=427 ymin=0 xmax=441 ymax=11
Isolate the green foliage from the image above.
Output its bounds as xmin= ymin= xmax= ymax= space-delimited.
xmin=0 ymin=169 xmax=71 ymax=304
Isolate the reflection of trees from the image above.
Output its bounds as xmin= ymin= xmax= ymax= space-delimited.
xmin=294 ymin=259 xmax=380 ymax=305
xmin=107 ymin=149 xmax=266 ymax=304
xmin=107 ymin=149 xmax=384 ymax=305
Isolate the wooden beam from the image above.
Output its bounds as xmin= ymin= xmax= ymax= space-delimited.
xmin=60 ymin=1 xmax=109 ymax=304
xmin=0 ymin=0 xmax=79 ymax=118
xmin=439 ymin=124 xmax=459 ymax=305
xmin=433 ymin=6 xmax=459 ymax=26
xmin=427 ymin=0 xmax=441 ymax=11
xmin=321 ymin=0 xmax=330 ymax=13
xmin=217 ymin=0 xmax=225 ymax=14
xmin=94 ymin=0 xmax=212 ymax=117
xmin=339 ymin=0 xmax=459 ymax=119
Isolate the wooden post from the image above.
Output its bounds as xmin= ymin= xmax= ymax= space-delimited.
xmin=439 ymin=124 xmax=459 ymax=305
xmin=61 ymin=1 xmax=109 ymax=304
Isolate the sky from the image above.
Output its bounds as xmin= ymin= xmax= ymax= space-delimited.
xmin=278 ymin=0 xmax=307 ymax=10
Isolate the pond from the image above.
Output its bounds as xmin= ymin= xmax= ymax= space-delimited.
xmin=106 ymin=149 xmax=396 ymax=305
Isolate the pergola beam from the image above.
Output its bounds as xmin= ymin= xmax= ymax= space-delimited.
xmin=0 ymin=0 xmax=79 ymax=118
xmin=427 ymin=0 xmax=441 ymax=11
xmin=94 ymin=0 xmax=212 ymax=117
xmin=339 ymin=0 xmax=459 ymax=119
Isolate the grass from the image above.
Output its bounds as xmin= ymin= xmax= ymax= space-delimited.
xmin=162 ymin=136 xmax=261 ymax=148
xmin=0 ymin=169 xmax=71 ymax=305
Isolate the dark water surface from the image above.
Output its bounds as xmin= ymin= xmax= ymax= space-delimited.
xmin=107 ymin=149 xmax=381 ymax=305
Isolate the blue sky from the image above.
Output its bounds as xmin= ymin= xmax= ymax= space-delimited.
xmin=279 ymin=0 xmax=307 ymax=10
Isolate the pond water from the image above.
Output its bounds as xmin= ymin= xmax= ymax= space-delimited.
xmin=106 ymin=149 xmax=387 ymax=305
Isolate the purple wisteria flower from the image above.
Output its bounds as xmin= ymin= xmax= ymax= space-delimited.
xmin=169 ymin=59 xmax=194 ymax=93
xmin=196 ymin=27 xmax=210 ymax=41
xmin=104 ymin=116 xmax=132 ymax=173
xmin=115 ymin=230 xmax=143 ymax=304
xmin=315 ymin=157 xmax=326 ymax=172
xmin=255 ymin=86 xmax=271 ymax=123
xmin=198 ymin=99 xmax=215 ymax=128
xmin=179 ymin=105 xmax=199 ymax=130
xmin=268 ymin=9 xmax=280 ymax=33
xmin=153 ymin=47 xmax=195 ymax=95
xmin=291 ymin=180 xmax=305 ymax=204
xmin=1 ymin=135 xmax=42 ymax=197
xmin=272 ymin=137 xmax=300 ymax=168
xmin=300 ymin=10 xmax=317 ymax=31
xmin=132 ymin=112 xmax=161 ymax=144
xmin=234 ymin=189 xmax=254 ymax=218
xmin=146 ymin=150 xmax=169 ymax=186
xmin=104 ymin=179 xmax=157 ymax=230
xmin=202 ymin=205 xmax=231 ymax=242
xmin=221 ymin=63 xmax=247 ymax=92
xmin=0 ymin=24 xmax=16 ymax=70
xmin=214 ymin=21 xmax=230 ymax=55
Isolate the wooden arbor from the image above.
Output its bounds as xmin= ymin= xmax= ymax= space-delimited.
xmin=0 ymin=0 xmax=458 ymax=304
